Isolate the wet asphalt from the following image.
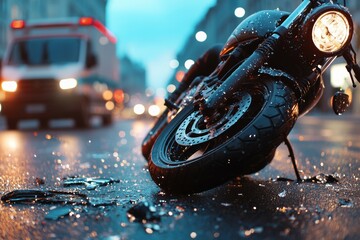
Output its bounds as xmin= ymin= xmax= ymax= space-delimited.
xmin=0 ymin=114 xmax=358 ymax=240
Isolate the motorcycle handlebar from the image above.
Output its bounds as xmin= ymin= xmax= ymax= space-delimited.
xmin=342 ymin=46 xmax=360 ymax=84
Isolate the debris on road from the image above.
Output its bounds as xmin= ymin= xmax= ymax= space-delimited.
xmin=1 ymin=189 xmax=118 ymax=207
xmin=303 ymin=173 xmax=339 ymax=184
xmin=1 ymin=189 xmax=88 ymax=205
xmin=127 ymin=200 xmax=161 ymax=223
xmin=338 ymin=198 xmax=354 ymax=208
xmin=274 ymin=173 xmax=339 ymax=184
xmin=62 ymin=176 xmax=120 ymax=190
xmin=127 ymin=200 xmax=164 ymax=234
xmin=45 ymin=206 xmax=73 ymax=220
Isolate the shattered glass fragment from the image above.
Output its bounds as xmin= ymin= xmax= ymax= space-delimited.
xmin=1 ymin=189 xmax=119 ymax=207
xmin=85 ymin=182 xmax=98 ymax=190
xmin=338 ymin=198 xmax=353 ymax=208
xmin=88 ymin=197 xmax=118 ymax=207
xmin=127 ymin=201 xmax=161 ymax=223
xmin=62 ymin=176 xmax=120 ymax=190
xmin=278 ymin=190 xmax=287 ymax=198
xmin=1 ymin=189 xmax=88 ymax=205
xmin=45 ymin=206 xmax=72 ymax=220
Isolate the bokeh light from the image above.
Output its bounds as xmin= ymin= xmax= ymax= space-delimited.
xmin=184 ymin=59 xmax=195 ymax=69
xmin=195 ymin=31 xmax=207 ymax=42
xmin=234 ymin=7 xmax=246 ymax=18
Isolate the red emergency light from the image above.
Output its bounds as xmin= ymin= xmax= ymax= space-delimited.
xmin=9 ymin=17 xmax=116 ymax=43
xmin=79 ymin=17 xmax=94 ymax=26
xmin=79 ymin=17 xmax=117 ymax=43
xmin=10 ymin=20 xmax=25 ymax=29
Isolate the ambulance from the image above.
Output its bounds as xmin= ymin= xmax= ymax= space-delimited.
xmin=0 ymin=17 xmax=120 ymax=129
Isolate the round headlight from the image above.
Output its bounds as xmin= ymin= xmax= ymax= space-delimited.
xmin=312 ymin=11 xmax=351 ymax=53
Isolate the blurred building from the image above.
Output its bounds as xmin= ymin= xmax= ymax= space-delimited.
xmin=172 ymin=0 xmax=360 ymax=115
xmin=175 ymin=1 xmax=298 ymax=74
xmin=120 ymin=55 xmax=147 ymax=96
xmin=0 ymin=0 xmax=107 ymax=60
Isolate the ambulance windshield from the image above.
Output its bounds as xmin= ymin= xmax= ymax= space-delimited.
xmin=8 ymin=37 xmax=81 ymax=66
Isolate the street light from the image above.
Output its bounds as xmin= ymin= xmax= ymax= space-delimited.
xmin=167 ymin=84 xmax=176 ymax=93
xmin=169 ymin=59 xmax=179 ymax=69
xmin=195 ymin=31 xmax=207 ymax=42
xmin=184 ymin=59 xmax=195 ymax=69
xmin=234 ymin=7 xmax=246 ymax=18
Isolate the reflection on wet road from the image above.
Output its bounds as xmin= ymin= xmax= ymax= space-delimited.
xmin=0 ymin=115 xmax=359 ymax=239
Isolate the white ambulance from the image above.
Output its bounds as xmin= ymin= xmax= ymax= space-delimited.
xmin=0 ymin=17 xmax=121 ymax=129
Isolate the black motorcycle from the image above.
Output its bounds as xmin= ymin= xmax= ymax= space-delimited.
xmin=147 ymin=0 xmax=360 ymax=194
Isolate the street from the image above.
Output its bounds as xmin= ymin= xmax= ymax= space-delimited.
xmin=0 ymin=114 xmax=359 ymax=240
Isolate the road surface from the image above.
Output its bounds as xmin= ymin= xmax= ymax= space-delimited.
xmin=0 ymin=114 xmax=358 ymax=239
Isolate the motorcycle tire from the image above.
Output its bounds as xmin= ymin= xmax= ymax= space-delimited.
xmin=142 ymin=108 xmax=169 ymax=160
xmin=149 ymin=79 xmax=299 ymax=194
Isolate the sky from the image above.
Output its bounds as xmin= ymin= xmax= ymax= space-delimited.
xmin=106 ymin=0 xmax=217 ymax=91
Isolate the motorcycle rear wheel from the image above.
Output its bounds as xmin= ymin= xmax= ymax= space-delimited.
xmin=149 ymin=79 xmax=298 ymax=194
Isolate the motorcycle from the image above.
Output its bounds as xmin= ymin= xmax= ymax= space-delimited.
xmin=147 ymin=0 xmax=360 ymax=194
xmin=141 ymin=44 xmax=223 ymax=160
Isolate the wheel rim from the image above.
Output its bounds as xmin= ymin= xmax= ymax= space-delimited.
xmin=175 ymin=92 xmax=252 ymax=146
xmin=159 ymin=84 xmax=267 ymax=165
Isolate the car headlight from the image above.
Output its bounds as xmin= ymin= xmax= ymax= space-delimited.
xmin=59 ymin=78 xmax=77 ymax=90
xmin=312 ymin=10 xmax=351 ymax=53
xmin=1 ymin=81 xmax=17 ymax=92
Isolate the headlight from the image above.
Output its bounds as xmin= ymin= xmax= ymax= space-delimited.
xmin=59 ymin=78 xmax=77 ymax=90
xmin=312 ymin=11 xmax=351 ymax=53
xmin=1 ymin=81 xmax=17 ymax=92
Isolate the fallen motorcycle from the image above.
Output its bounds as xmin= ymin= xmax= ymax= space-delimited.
xmin=148 ymin=0 xmax=360 ymax=193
